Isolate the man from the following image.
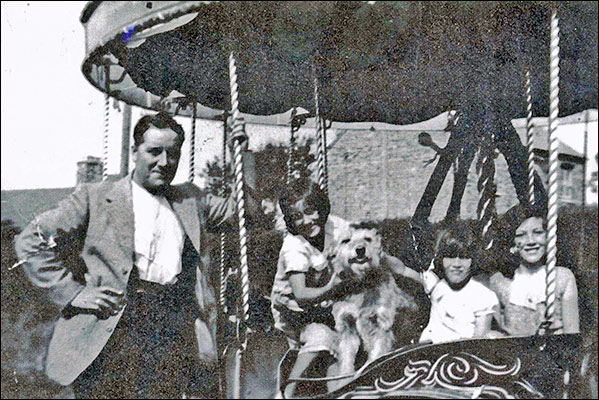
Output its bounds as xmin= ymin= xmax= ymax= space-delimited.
xmin=15 ymin=112 xmax=250 ymax=398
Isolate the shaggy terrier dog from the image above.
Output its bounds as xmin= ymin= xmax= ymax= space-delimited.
xmin=326 ymin=223 xmax=419 ymax=390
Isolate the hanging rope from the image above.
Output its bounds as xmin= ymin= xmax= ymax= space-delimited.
xmin=545 ymin=10 xmax=560 ymax=328
xmin=476 ymin=132 xmax=497 ymax=252
xmin=188 ymin=101 xmax=197 ymax=183
xmin=229 ymin=53 xmax=250 ymax=348
xmin=220 ymin=112 xmax=229 ymax=313
xmin=525 ymin=68 xmax=536 ymax=205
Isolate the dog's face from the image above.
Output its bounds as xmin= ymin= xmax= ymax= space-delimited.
xmin=332 ymin=225 xmax=382 ymax=279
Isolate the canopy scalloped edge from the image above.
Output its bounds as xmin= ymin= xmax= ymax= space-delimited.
xmin=81 ymin=1 xmax=224 ymax=119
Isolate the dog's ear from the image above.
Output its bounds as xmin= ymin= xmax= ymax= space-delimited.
xmin=330 ymin=256 xmax=343 ymax=275
xmin=373 ymin=230 xmax=382 ymax=248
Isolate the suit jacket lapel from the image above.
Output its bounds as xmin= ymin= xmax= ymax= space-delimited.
xmin=168 ymin=186 xmax=201 ymax=254
xmin=104 ymin=177 xmax=135 ymax=253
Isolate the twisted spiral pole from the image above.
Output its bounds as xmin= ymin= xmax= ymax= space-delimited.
xmin=313 ymin=69 xmax=327 ymax=192
xmin=545 ymin=10 xmax=560 ymax=326
xmin=525 ymin=68 xmax=536 ymax=205
xmin=322 ymin=120 xmax=330 ymax=194
xmin=102 ymin=93 xmax=110 ymax=181
xmin=188 ymin=101 xmax=197 ymax=182
xmin=220 ymin=113 xmax=229 ymax=313
xmin=476 ymin=133 xmax=497 ymax=252
xmin=229 ymin=53 xmax=250 ymax=348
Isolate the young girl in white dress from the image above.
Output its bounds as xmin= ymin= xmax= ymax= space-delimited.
xmin=270 ymin=180 xmax=342 ymax=398
xmin=420 ymin=222 xmax=499 ymax=344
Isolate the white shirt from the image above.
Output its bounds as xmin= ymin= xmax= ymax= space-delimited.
xmin=131 ymin=180 xmax=185 ymax=285
xmin=420 ymin=279 xmax=499 ymax=344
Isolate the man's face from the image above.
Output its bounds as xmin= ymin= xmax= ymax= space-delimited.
xmin=132 ymin=126 xmax=182 ymax=192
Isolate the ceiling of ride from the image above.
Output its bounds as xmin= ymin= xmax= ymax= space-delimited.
xmin=82 ymin=1 xmax=598 ymax=124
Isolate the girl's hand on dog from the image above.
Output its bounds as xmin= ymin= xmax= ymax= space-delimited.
xmin=326 ymin=271 xmax=342 ymax=289
xmin=329 ymin=273 xmax=363 ymax=298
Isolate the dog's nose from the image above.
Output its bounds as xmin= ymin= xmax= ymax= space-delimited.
xmin=356 ymin=246 xmax=366 ymax=258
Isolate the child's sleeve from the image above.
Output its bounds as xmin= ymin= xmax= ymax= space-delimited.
xmin=474 ymin=287 xmax=500 ymax=317
xmin=420 ymin=259 xmax=440 ymax=295
xmin=280 ymin=241 xmax=311 ymax=276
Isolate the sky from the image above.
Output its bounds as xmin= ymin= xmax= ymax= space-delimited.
xmin=1 ymin=1 xmax=109 ymax=190
xmin=1 ymin=1 xmax=598 ymax=203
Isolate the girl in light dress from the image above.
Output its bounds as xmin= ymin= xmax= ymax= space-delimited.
xmin=419 ymin=222 xmax=499 ymax=344
xmin=270 ymin=180 xmax=344 ymax=398
xmin=490 ymin=205 xmax=580 ymax=336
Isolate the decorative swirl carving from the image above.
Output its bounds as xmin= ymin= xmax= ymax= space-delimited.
xmin=338 ymin=352 xmax=544 ymax=399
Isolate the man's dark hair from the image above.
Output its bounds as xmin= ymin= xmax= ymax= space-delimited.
xmin=133 ymin=112 xmax=185 ymax=147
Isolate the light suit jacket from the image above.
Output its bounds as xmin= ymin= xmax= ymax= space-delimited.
xmin=14 ymin=176 xmax=233 ymax=386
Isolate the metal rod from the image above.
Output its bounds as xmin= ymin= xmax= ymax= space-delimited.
xmin=188 ymin=101 xmax=197 ymax=182
xmin=582 ymin=110 xmax=589 ymax=207
xmin=220 ymin=112 xmax=229 ymax=313
xmin=102 ymin=93 xmax=110 ymax=181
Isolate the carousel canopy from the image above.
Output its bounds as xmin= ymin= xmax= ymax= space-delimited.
xmin=81 ymin=1 xmax=598 ymax=124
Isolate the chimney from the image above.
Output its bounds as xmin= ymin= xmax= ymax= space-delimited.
xmin=76 ymin=156 xmax=103 ymax=186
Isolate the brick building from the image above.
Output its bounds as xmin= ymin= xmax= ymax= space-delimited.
xmin=2 ymin=111 xmax=590 ymax=228
xmin=326 ymin=120 xmax=585 ymax=223
xmin=222 ymin=110 xmax=588 ymax=223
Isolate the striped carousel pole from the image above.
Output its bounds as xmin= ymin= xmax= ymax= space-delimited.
xmin=313 ymin=65 xmax=327 ymax=193
xmin=476 ymin=131 xmax=497 ymax=253
xmin=545 ymin=10 xmax=560 ymax=328
xmin=102 ymin=93 xmax=110 ymax=181
xmin=229 ymin=52 xmax=250 ymax=399
xmin=322 ymin=119 xmax=330 ymax=193
xmin=287 ymin=108 xmax=298 ymax=185
xmin=188 ymin=101 xmax=197 ymax=182
xmin=102 ymin=64 xmax=111 ymax=181
xmin=525 ymin=68 xmax=536 ymax=205
xmin=220 ymin=112 xmax=229 ymax=313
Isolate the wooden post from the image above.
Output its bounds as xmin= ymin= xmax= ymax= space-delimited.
xmin=119 ymin=103 xmax=131 ymax=177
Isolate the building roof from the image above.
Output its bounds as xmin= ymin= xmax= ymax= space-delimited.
xmin=516 ymin=126 xmax=585 ymax=159
xmin=534 ymin=140 xmax=584 ymax=160
xmin=1 ymin=187 xmax=75 ymax=229
xmin=512 ymin=109 xmax=597 ymax=159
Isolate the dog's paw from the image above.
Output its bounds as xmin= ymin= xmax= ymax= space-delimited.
xmin=336 ymin=312 xmax=357 ymax=332
xmin=333 ymin=301 xmax=360 ymax=331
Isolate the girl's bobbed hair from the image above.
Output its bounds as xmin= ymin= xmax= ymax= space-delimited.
xmin=495 ymin=203 xmax=548 ymax=278
xmin=432 ymin=221 xmax=480 ymax=279
xmin=278 ymin=178 xmax=330 ymax=236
